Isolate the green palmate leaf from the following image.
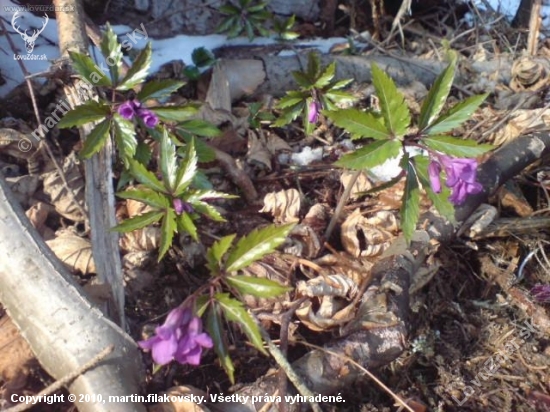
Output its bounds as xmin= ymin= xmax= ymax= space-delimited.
xmin=414 ymin=156 xmax=456 ymax=224
xmin=226 ymin=276 xmax=291 ymax=298
xmin=330 ymin=78 xmax=354 ymax=90
xmin=216 ymin=294 xmax=267 ymax=355
xmin=276 ymin=94 xmax=305 ymax=109
xmin=244 ymin=19 xmax=254 ymax=40
xmin=117 ymin=42 xmax=152 ymax=91
xmin=335 ymin=139 xmax=402 ymax=170
xmin=158 ymin=209 xmax=177 ymax=260
xmin=112 ymin=210 xmax=164 ymax=232
xmin=371 ymin=63 xmax=411 ymax=138
xmin=206 ymin=234 xmax=236 ymax=273
xmin=207 ymin=304 xmax=235 ymax=384
xmin=138 ymin=80 xmax=186 ymax=101
xmin=100 ymin=23 xmax=123 ymax=84
xmin=151 ymin=105 xmax=199 ymax=122
xmin=135 ymin=141 xmax=153 ymax=165
xmin=292 ymin=70 xmax=314 ymax=88
xmin=273 ymin=104 xmax=303 ymax=127
xmin=324 ymin=90 xmax=355 ymax=105
xmin=307 ymin=52 xmax=321 ymax=79
xmin=112 ymin=113 xmax=137 ymax=165
xmin=80 ymin=118 xmax=111 ymax=158
xmin=176 ymin=133 xmax=216 ymax=163
xmin=160 ymin=128 xmax=178 ymax=191
xmin=400 ymin=159 xmax=421 ymax=244
xmin=116 ymin=189 xmax=170 ymax=209
xmin=128 ymin=160 xmax=167 ymax=193
xmin=58 ymin=100 xmax=110 ymax=128
xmin=423 ymin=135 xmax=494 ymax=157
xmin=191 ymin=47 xmax=216 ymax=67
xmin=177 ymin=119 xmax=221 ymax=137
xmin=174 ymin=138 xmax=198 ymax=196
xmin=315 ymin=61 xmax=336 ymax=88
xmin=189 ymin=190 xmax=236 ymax=201
xmin=248 ymin=2 xmax=269 ymax=12
xmin=192 ymin=171 xmax=213 ymax=190
xmin=219 ymin=3 xmax=240 ymax=14
xmin=176 ymin=212 xmax=198 ymax=241
xmin=183 ymin=66 xmax=201 ymax=81
xmin=195 ymin=295 xmax=209 ymax=317
xmin=191 ymin=201 xmax=225 ymax=222
xmin=324 ymin=108 xmax=389 ymax=140
xmin=418 ymin=62 xmax=456 ymax=131
xmin=426 ymin=93 xmax=488 ymax=135
xmin=68 ymin=51 xmax=111 ymax=87
xmin=225 ymin=224 xmax=294 ymax=273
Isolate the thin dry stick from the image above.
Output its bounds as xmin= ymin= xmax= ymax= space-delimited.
xmin=299 ymin=341 xmax=415 ymax=412
xmin=260 ymin=330 xmax=322 ymax=412
xmin=324 ymin=169 xmax=361 ymax=241
xmin=0 ymin=18 xmax=88 ymax=220
xmin=5 ymin=345 xmax=115 ymax=412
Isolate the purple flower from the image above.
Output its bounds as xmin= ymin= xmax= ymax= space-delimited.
xmin=118 ymin=101 xmax=136 ymax=120
xmin=531 ymin=284 xmax=550 ymax=303
xmin=428 ymin=161 xmax=442 ymax=193
xmin=172 ymin=198 xmax=194 ymax=215
xmin=138 ymin=307 xmax=212 ymax=366
xmin=428 ymin=155 xmax=482 ymax=205
xmin=175 ymin=317 xmax=214 ymax=365
xmin=137 ymin=109 xmax=159 ymax=128
xmin=308 ymin=100 xmax=320 ymax=124
xmin=117 ymin=100 xmax=158 ymax=128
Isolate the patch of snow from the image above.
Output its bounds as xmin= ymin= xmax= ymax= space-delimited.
xmin=466 ymin=0 xmax=550 ymax=29
xmin=290 ymin=146 xmax=324 ymax=166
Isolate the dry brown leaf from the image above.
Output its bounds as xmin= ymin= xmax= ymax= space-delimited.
xmin=340 ymin=171 xmax=372 ymax=200
xmin=120 ymin=226 xmax=161 ymax=252
xmin=247 ymin=130 xmax=291 ymax=171
xmin=125 ymin=196 xmax=155 ymax=218
xmin=260 ymin=188 xmax=301 ymax=223
xmin=0 ymin=316 xmax=36 ymax=400
xmin=340 ymin=209 xmax=398 ymax=257
xmin=46 ymin=229 xmax=96 ymax=274
xmin=149 ymin=386 xmax=211 ymax=412
xmin=492 ymin=108 xmax=550 ymax=146
xmin=42 ymin=152 xmax=86 ymax=222
xmin=284 ymin=224 xmax=321 ymax=258
xmin=25 ymin=201 xmax=51 ymax=238
xmin=510 ymin=57 xmax=550 ymax=92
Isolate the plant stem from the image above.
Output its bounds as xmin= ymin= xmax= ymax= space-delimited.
xmin=324 ymin=169 xmax=362 ymax=241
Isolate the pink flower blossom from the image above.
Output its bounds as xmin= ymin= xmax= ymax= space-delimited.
xmin=117 ymin=100 xmax=158 ymax=128
xmin=428 ymin=155 xmax=482 ymax=205
xmin=308 ymin=100 xmax=321 ymax=124
xmin=138 ymin=307 xmax=212 ymax=366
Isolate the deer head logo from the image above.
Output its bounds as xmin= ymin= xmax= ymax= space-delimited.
xmin=11 ymin=12 xmax=49 ymax=54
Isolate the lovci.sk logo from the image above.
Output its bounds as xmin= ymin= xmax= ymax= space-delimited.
xmin=11 ymin=11 xmax=48 ymax=54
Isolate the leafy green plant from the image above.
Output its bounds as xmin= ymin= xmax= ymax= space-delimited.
xmin=58 ymin=24 xmax=229 ymax=260
xmin=273 ymin=14 xmax=299 ymax=41
xmin=197 ymin=223 xmax=294 ymax=383
xmin=217 ymin=0 xmax=272 ymax=40
xmin=247 ymin=102 xmax=275 ymax=128
xmin=183 ymin=47 xmax=218 ymax=81
xmin=274 ymin=52 xmax=355 ymax=135
xmin=324 ymin=57 xmax=493 ymax=243
xmin=113 ymin=132 xmax=235 ymax=260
